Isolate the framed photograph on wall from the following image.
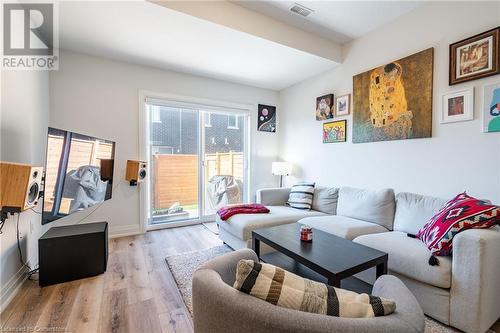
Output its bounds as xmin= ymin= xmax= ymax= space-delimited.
xmin=323 ymin=120 xmax=346 ymax=143
xmin=316 ymin=94 xmax=334 ymax=120
xmin=441 ymin=87 xmax=474 ymax=124
xmin=335 ymin=94 xmax=351 ymax=116
xmin=449 ymin=26 xmax=499 ymax=85
xmin=483 ymin=82 xmax=500 ymax=133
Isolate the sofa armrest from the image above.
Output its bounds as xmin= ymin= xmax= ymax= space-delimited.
xmin=256 ymin=187 xmax=291 ymax=206
xmin=372 ymin=275 xmax=425 ymax=333
xmin=450 ymin=226 xmax=500 ymax=333
xmin=198 ymin=248 xmax=258 ymax=286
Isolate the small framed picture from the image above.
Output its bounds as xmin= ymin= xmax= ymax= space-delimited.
xmin=449 ymin=26 xmax=499 ymax=85
xmin=316 ymin=94 xmax=334 ymax=120
xmin=441 ymin=87 xmax=474 ymax=124
xmin=335 ymin=94 xmax=351 ymax=116
xmin=258 ymin=104 xmax=276 ymax=132
xmin=323 ymin=120 xmax=346 ymax=143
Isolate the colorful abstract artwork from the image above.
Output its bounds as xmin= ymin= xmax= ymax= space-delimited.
xmin=316 ymin=94 xmax=334 ymax=120
xmin=323 ymin=120 xmax=346 ymax=143
xmin=483 ymin=82 xmax=500 ymax=133
xmin=352 ymin=48 xmax=434 ymax=143
xmin=258 ymin=104 xmax=276 ymax=132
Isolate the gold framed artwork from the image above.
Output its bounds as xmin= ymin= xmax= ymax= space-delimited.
xmin=441 ymin=87 xmax=474 ymax=124
xmin=449 ymin=26 xmax=499 ymax=85
xmin=316 ymin=94 xmax=334 ymax=120
xmin=353 ymin=48 xmax=434 ymax=143
xmin=323 ymin=120 xmax=346 ymax=143
xmin=335 ymin=94 xmax=351 ymax=116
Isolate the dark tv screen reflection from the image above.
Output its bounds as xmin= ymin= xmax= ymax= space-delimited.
xmin=42 ymin=127 xmax=116 ymax=224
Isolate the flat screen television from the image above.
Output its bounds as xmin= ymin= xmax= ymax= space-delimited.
xmin=42 ymin=127 xmax=116 ymax=224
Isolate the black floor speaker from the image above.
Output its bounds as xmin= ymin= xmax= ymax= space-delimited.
xmin=38 ymin=222 xmax=108 ymax=286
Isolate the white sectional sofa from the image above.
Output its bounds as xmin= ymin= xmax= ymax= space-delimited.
xmin=215 ymin=186 xmax=500 ymax=333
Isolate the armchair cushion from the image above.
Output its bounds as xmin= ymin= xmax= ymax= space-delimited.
xmin=233 ymin=259 xmax=396 ymax=318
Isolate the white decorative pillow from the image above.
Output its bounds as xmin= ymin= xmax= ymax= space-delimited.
xmin=286 ymin=182 xmax=315 ymax=210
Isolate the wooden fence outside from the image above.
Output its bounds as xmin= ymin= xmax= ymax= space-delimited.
xmin=153 ymin=152 xmax=243 ymax=210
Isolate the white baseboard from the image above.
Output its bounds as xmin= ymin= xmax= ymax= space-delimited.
xmin=109 ymin=224 xmax=143 ymax=239
xmin=0 ymin=259 xmax=31 ymax=314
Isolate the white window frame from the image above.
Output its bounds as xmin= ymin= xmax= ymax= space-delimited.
xmin=151 ymin=105 xmax=162 ymax=123
xmin=227 ymin=114 xmax=239 ymax=129
xmin=138 ymin=90 xmax=252 ymax=232
xmin=204 ymin=112 xmax=212 ymax=127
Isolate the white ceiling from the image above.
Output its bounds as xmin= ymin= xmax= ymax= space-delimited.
xmin=236 ymin=1 xmax=423 ymax=44
xmin=57 ymin=1 xmax=338 ymax=90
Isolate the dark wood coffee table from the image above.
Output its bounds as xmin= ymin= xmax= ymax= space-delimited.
xmin=252 ymin=223 xmax=388 ymax=293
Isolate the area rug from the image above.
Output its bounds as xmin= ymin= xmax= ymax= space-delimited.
xmin=165 ymin=245 xmax=494 ymax=333
xmin=165 ymin=244 xmax=232 ymax=314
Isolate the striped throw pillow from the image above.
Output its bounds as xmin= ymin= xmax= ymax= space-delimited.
xmin=286 ymin=182 xmax=315 ymax=210
xmin=234 ymin=260 xmax=396 ymax=318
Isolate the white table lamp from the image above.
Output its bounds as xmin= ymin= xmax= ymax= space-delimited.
xmin=272 ymin=162 xmax=292 ymax=187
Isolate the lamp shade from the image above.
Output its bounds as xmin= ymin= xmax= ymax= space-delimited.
xmin=272 ymin=162 xmax=292 ymax=176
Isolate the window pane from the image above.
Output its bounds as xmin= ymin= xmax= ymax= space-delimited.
xmin=149 ymin=105 xmax=199 ymax=224
xmin=204 ymin=112 xmax=245 ymax=216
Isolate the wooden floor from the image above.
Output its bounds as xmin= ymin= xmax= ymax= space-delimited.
xmin=0 ymin=223 xmax=222 ymax=333
xmin=1 ymin=223 xmax=499 ymax=333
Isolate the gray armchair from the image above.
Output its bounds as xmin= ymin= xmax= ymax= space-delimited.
xmin=192 ymin=249 xmax=425 ymax=333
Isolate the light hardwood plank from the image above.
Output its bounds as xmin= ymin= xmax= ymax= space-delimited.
xmin=99 ymin=288 xmax=129 ymax=333
xmin=127 ymin=299 xmax=162 ymax=333
xmin=66 ymin=275 xmax=104 ymax=333
xmin=35 ymin=280 xmax=81 ymax=330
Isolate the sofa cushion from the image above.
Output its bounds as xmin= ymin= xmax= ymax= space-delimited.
xmin=233 ymin=259 xmax=396 ymax=317
xmin=286 ymin=182 xmax=315 ymax=210
xmin=312 ymin=186 xmax=339 ymax=215
xmin=394 ymin=192 xmax=448 ymax=235
xmin=218 ymin=206 xmax=326 ymax=241
xmin=416 ymin=192 xmax=500 ymax=256
xmin=299 ymin=216 xmax=388 ymax=240
xmin=337 ymin=187 xmax=395 ymax=230
xmin=353 ymin=231 xmax=452 ymax=288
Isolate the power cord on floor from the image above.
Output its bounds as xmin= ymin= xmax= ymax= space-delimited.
xmin=15 ymin=213 xmax=39 ymax=280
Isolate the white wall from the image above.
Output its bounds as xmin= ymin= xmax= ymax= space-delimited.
xmin=278 ymin=1 xmax=500 ymax=203
xmin=0 ymin=70 xmax=50 ymax=310
xmin=49 ymin=51 xmax=280 ymax=235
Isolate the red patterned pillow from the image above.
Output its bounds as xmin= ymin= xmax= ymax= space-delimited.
xmin=416 ymin=192 xmax=499 ymax=256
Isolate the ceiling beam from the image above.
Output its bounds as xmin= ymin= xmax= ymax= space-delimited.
xmin=149 ymin=0 xmax=342 ymax=63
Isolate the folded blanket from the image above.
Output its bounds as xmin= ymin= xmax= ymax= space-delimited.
xmin=217 ymin=204 xmax=270 ymax=221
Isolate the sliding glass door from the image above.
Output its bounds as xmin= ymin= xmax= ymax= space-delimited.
xmin=202 ymin=111 xmax=246 ymax=216
xmin=146 ymin=100 xmax=248 ymax=226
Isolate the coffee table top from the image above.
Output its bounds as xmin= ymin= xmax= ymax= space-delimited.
xmin=252 ymin=223 xmax=387 ymax=280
